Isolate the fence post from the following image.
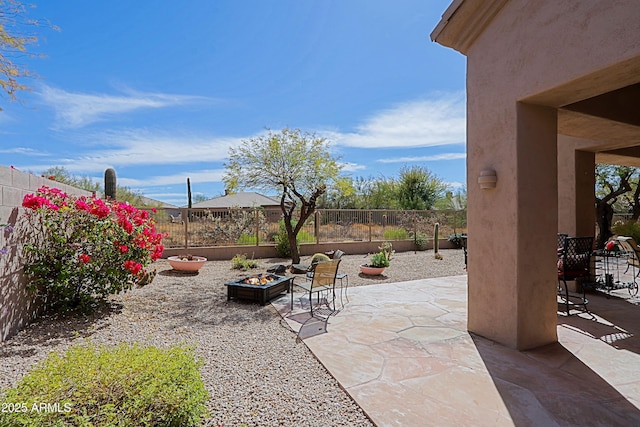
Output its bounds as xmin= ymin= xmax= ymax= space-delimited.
xmin=315 ymin=211 xmax=320 ymax=244
xmin=255 ymin=208 xmax=260 ymax=246
xmin=368 ymin=210 xmax=372 ymax=242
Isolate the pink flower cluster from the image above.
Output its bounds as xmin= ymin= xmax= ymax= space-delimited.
xmin=123 ymin=260 xmax=143 ymax=275
xmin=22 ymin=186 xmax=164 ymax=274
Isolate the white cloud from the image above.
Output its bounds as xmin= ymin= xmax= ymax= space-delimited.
xmin=119 ymin=169 xmax=226 ymax=188
xmin=0 ymin=147 xmax=50 ymax=156
xmin=446 ymin=181 xmax=466 ymax=189
xmin=327 ymin=93 xmax=466 ymax=149
xmin=40 ymin=85 xmax=213 ymax=128
xmin=339 ymin=162 xmax=366 ymax=172
xmin=22 ymin=129 xmax=243 ymax=174
xmin=377 ymin=153 xmax=466 ymax=163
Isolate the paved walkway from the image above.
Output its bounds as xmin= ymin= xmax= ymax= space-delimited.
xmin=272 ymin=275 xmax=640 ymax=426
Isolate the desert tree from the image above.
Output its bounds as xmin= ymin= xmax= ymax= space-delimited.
xmin=0 ymin=0 xmax=56 ymax=107
xmin=223 ymin=128 xmax=341 ymax=264
xmin=595 ymin=164 xmax=635 ymax=248
xmin=397 ymin=165 xmax=447 ymax=210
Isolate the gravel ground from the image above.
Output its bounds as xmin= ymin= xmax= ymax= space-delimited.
xmin=0 ymin=249 xmax=466 ymax=426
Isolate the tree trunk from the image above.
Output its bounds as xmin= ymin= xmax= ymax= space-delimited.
xmin=596 ymin=199 xmax=615 ymax=249
xmin=288 ymin=228 xmax=300 ymax=264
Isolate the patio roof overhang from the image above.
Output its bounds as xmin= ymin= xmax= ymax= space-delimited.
xmin=432 ymin=0 xmax=640 ymax=168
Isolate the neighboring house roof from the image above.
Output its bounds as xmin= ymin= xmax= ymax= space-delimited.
xmin=188 ymin=192 xmax=281 ymax=208
xmin=137 ymin=195 xmax=179 ymax=208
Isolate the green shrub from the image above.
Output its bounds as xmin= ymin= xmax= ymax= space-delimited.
xmin=414 ymin=233 xmax=429 ymax=251
xmin=273 ymin=219 xmax=314 ymax=257
xmin=0 ymin=342 xmax=209 ymax=427
xmin=369 ymin=242 xmax=394 ymax=267
xmin=612 ymin=221 xmax=640 ymax=244
xmin=274 ymin=228 xmax=293 ymax=258
xmin=383 ymin=228 xmax=409 ymax=240
xmin=232 ymin=253 xmax=259 ymax=270
xmin=296 ymin=230 xmax=315 ymax=243
xmin=370 ymin=252 xmax=390 ymax=268
xmin=447 ymin=233 xmax=464 ymax=249
xmin=236 ymin=233 xmax=258 ymax=245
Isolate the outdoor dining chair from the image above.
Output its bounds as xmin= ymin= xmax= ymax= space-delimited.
xmin=557 ymin=236 xmax=593 ymax=315
xmin=305 ymin=249 xmax=349 ymax=306
xmin=292 ymin=258 xmax=341 ymax=317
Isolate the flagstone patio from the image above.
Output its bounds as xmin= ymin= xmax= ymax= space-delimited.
xmin=273 ymin=275 xmax=640 ymax=426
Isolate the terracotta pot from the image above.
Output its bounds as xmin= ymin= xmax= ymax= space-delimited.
xmin=359 ymin=264 xmax=386 ymax=275
xmin=167 ymin=256 xmax=207 ymax=272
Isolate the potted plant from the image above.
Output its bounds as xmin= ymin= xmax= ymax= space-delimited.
xmin=360 ymin=242 xmax=394 ymax=275
xmin=167 ymin=254 xmax=207 ymax=272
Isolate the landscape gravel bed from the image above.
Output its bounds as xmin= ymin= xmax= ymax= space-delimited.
xmin=0 ymin=249 xmax=466 ymax=426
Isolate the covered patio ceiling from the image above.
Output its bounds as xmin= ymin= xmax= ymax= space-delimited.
xmin=559 ymin=82 xmax=640 ymax=167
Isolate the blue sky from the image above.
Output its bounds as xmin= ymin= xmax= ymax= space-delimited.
xmin=1 ymin=0 xmax=466 ymax=206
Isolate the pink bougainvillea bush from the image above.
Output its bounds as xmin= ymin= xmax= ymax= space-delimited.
xmin=22 ymin=186 xmax=164 ymax=312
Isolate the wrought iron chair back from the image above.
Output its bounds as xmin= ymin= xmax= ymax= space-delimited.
xmin=558 ymin=236 xmax=593 ymax=315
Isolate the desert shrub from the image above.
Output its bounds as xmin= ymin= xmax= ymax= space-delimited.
xmin=21 ymin=186 xmax=163 ymax=313
xmin=414 ymin=233 xmax=429 ymax=251
xmin=612 ymin=221 xmax=640 ymax=244
xmin=236 ymin=233 xmax=258 ymax=245
xmin=296 ymin=230 xmax=315 ymax=243
xmin=448 ymin=233 xmax=464 ymax=248
xmin=383 ymin=228 xmax=409 ymax=240
xmin=196 ymin=207 xmax=267 ymax=245
xmin=232 ymin=253 xmax=259 ymax=270
xmin=274 ymin=226 xmax=293 ymax=258
xmin=274 ymin=219 xmax=314 ymax=257
xmin=0 ymin=342 xmax=209 ymax=427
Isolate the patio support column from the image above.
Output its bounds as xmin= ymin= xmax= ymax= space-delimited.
xmin=574 ymin=151 xmax=596 ymax=237
xmin=558 ymin=136 xmax=596 ymax=236
xmin=467 ymin=101 xmax=558 ymax=350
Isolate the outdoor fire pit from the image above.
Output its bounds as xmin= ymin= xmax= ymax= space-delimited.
xmin=224 ymin=273 xmax=292 ymax=305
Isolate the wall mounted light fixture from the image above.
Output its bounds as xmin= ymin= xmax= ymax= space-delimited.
xmin=478 ymin=169 xmax=497 ymax=189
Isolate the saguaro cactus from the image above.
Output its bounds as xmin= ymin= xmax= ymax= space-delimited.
xmin=104 ymin=168 xmax=117 ymax=200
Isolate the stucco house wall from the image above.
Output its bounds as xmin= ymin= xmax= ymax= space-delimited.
xmin=433 ymin=0 xmax=640 ymax=349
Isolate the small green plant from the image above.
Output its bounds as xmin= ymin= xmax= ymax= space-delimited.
xmin=237 ymin=233 xmax=258 ymax=245
xmin=0 ymin=342 xmax=209 ymax=427
xmin=232 ymin=253 xmax=259 ymax=270
xmin=273 ymin=219 xmax=314 ymax=257
xmin=448 ymin=233 xmax=464 ymax=249
xmin=414 ymin=233 xmax=429 ymax=251
xmin=370 ymin=251 xmax=390 ymax=268
xmin=370 ymin=242 xmax=394 ymax=267
xmin=383 ymin=228 xmax=409 ymax=240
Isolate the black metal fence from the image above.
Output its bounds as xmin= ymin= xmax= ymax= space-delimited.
xmin=152 ymin=207 xmax=467 ymax=249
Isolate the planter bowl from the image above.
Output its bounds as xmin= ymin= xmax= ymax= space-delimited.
xmin=167 ymin=256 xmax=207 ymax=272
xmin=359 ymin=264 xmax=386 ymax=276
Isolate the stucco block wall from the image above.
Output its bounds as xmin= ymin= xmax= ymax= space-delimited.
xmin=0 ymin=165 xmax=91 ymax=342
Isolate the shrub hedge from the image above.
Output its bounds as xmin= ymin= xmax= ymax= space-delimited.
xmin=0 ymin=342 xmax=209 ymax=427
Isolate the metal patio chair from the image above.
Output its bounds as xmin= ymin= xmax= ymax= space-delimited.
xmin=292 ymin=258 xmax=341 ymax=317
xmin=557 ymin=236 xmax=593 ymax=315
